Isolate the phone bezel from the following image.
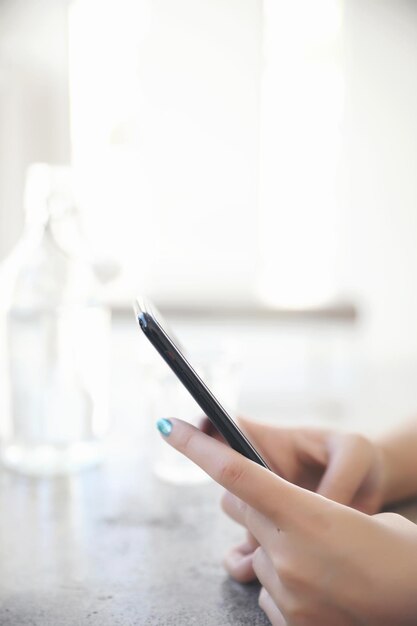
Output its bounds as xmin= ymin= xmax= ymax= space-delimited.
xmin=134 ymin=297 xmax=270 ymax=469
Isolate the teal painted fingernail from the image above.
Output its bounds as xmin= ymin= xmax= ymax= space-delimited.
xmin=156 ymin=418 xmax=173 ymax=436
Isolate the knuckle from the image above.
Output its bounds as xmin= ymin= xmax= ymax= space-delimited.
xmin=285 ymin=605 xmax=311 ymax=624
xmin=276 ymin=559 xmax=300 ymax=589
xmin=272 ymin=590 xmax=307 ymax=623
xmin=374 ymin=511 xmax=403 ymax=525
xmin=349 ymin=432 xmax=371 ymax=453
xmin=252 ymin=546 xmax=265 ymax=572
xmin=258 ymin=586 xmax=268 ymax=609
xmin=221 ymin=490 xmax=248 ymax=519
xmin=244 ymin=502 xmax=258 ymax=526
xmin=217 ymin=460 xmax=247 ymax=490
xmin=267 ymin=500 xmax=288 ymax=527
xmin=374 ymin=511 xmax=397 ymax=521
xmin=220 ymin=490 xmax=234 ymax=514
xmin=237 ymin=498 xmax=248 ymax=519
xmin=220 ymin=490 xmax=228 ymax=511
xmin=349 ymin=432 xmax=365 ymax=444
xmin=270 ymin=549 xmax=280 ymax=571
xmin=305 ymin=499 xmax=339 ymax=533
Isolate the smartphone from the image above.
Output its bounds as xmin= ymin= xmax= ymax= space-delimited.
xmin=133 ymin=297 xmax=270 ymax=469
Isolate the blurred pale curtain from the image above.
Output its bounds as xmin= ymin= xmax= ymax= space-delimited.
xmin=2 ymin=0 xmax=417 ymax=358
xmin=69 ymin=0 xmax=346 ymax=309
xmin=259 ymin=0 xmax=344 ymax=308
xmin=0 ymin=0 xmax=343 ymax=308
xmin=0 ymin=0 xmax=70 ymax=260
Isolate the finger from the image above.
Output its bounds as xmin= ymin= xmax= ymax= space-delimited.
xmin=198 ymin=416 xmax=226 ymax=442
xmin=374 ymin=511 xmax=416 ymax=531
xmin=198 ymin=416 xmax=212 ymax=434
xmin=223 ymin=534 xmax=258 ymax=583
xmin=238 ymin=417 xmax=275 ymax=466
xmin=317 ymin=434 xmax=373 ymax=505
xmin=222 ymin=491 xmax=280 ymax=553
xmin=224 ymin=550 xmax=255 ymax=583
xmin=221 ymin=491 xmax=247 ymax=526
xmin=238 ymin=416 xmax=267 ymax=443
xmin=259 ymin=587 xmax=287 ymax=626
xmin=205 ymin=415 xmax=258 ymax=445
xmin=253 ymin=547 xmax=283 ymax=605
xmin=157 ymin=417 xmax=326 ymax=530
xmin=254 ymin=549 xmax=296 ymax=626
xmin=237 ymin=417 xmax=299 ymax=480
xmin=225 ymin=530 xmax=258 ymax=555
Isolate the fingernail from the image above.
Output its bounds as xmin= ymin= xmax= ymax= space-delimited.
xmin=156 ymin=418 xmax=173 ymax=436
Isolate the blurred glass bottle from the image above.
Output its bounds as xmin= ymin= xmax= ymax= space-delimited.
xmin=0 ymin=164 xmax=111 ymax=475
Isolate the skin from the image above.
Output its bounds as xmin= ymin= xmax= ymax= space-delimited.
xmin=159 ymin=417 xmax=417 ymax=625
xmin=201 ymin=417 xmax=387 ymax=583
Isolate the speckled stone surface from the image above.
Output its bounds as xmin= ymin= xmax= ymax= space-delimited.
xmin=0 ymin=321 xmax=270 ymax=625
xmin=0 ymin=446 xmax=270 ymax=626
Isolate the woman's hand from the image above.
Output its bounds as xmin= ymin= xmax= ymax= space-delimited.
xmin=157 ymin=418 xmax=417 ymax=626
xmin=202 ymin=417 xmax=387 ymax=582
xmin=202 ymin=416 xmax=386 ymax=513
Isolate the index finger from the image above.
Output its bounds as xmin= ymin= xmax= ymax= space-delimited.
xmin=157 ymin=417 xmax=329 ymax=530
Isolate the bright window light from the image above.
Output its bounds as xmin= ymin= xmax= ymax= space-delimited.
xmin=258 ymin=0 xmax=344 ymax=308
xmin=69 ymin=0 xmax=152 ymax=297
xmin=69 ymin=0 xmax=345 ymax=309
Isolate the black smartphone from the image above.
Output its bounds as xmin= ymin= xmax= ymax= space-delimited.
xmin=133 ymin=297 xmax=270 ymax=469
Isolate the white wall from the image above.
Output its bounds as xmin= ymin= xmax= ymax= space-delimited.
xmin=342 ymin=0 xmax=417 ymax=362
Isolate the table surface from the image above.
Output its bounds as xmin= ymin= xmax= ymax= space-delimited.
xmin=0 ymin=319 xmax=271 ymax=626
xmin=2 ymin=319 xmax=417 ymax=625
xmin=0 ymin=448 xmax=269 ymax=625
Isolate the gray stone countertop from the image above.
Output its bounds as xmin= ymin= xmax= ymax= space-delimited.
xmin=0 ymin=440 xmax=269 ymax=626
xmin=0 ymin=320 xmax=272 ymax=625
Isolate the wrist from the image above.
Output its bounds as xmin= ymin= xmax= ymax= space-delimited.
xmin=375 ymin=432 xmax=417 ymax=507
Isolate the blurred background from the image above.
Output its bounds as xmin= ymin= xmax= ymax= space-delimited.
xmin=1 ymin=0 xmax=417 ymax=453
